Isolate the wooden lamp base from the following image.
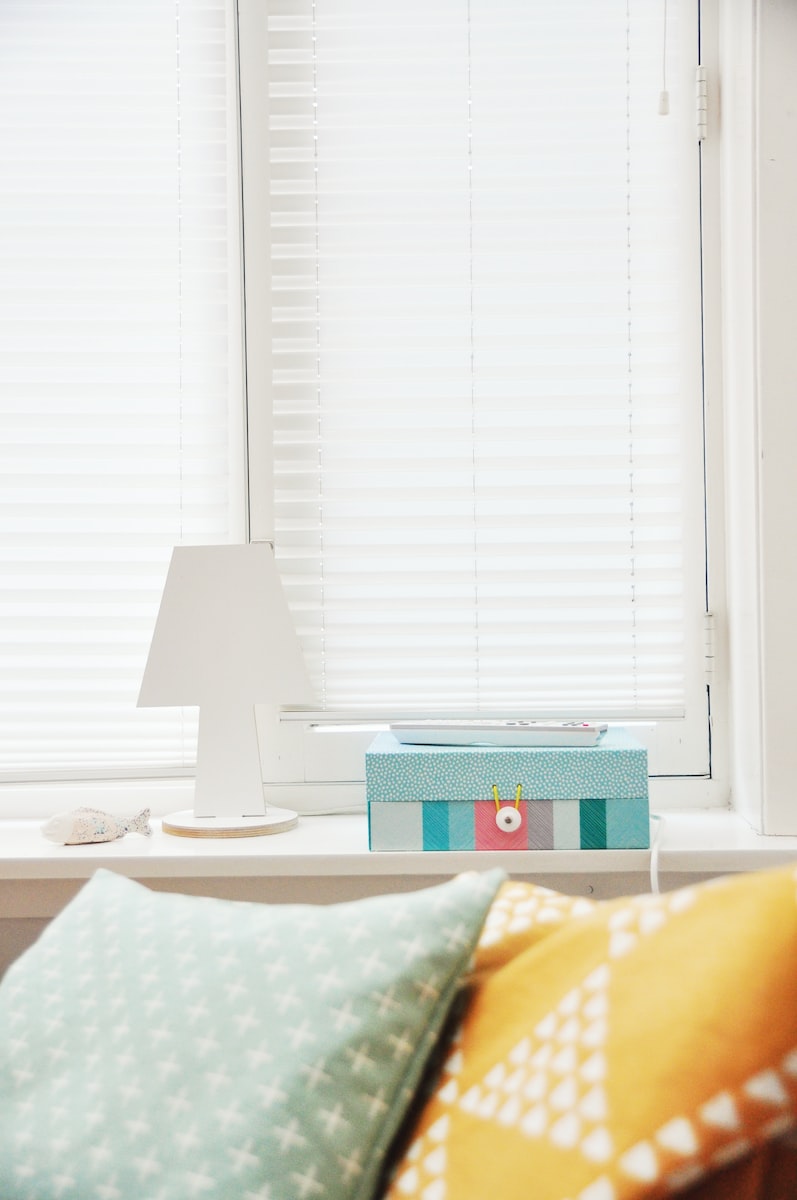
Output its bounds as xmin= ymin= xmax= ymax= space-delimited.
xmin=161 ymin=807 xmax=299 ymax=839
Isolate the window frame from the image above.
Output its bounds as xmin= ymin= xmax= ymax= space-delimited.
xmin=715 ymin=0 xmax=797 ymax=835
xmin=14 ymin=0 xmax=797 ymax=829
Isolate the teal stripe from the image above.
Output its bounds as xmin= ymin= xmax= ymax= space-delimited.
xmin=605 ymin=798 xmax=650 ymax=848
xmin=580 ymin=799 xmax=607 ymax=848
xmin=423 ymin=803 xmax=450 ymax=851
xmin=448 ymin=802 xmax=475 ymax=850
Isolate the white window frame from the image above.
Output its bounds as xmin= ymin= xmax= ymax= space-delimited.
xmin=237 ymin=0 xmax=731 ymax=815
xmin=716 ymin=0 xmax=797 ymax=835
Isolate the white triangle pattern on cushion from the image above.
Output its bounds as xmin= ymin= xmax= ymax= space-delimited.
xmin=477 ymin=882 xmax=596 ymax=949
xmin=455 ymin=961 xmax=614 ymax=1167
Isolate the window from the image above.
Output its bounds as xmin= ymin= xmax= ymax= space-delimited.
xmin=242 ymin=0 xmax=713 ymax=792
xmin=1 ymin=0 xmax=720 ymax=812
xmin=0 ymin=0 xmax=244 ymax=784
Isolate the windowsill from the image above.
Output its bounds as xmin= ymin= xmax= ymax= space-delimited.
xmin=3 ymin=808 xmax=797 ymax=919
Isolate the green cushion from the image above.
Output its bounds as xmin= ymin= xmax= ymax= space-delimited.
xmin=0 ymin=867 xmax=503 ymax=1200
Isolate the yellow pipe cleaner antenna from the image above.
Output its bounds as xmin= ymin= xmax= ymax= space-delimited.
xmin=493 ymin=783 xmax=523 ymax=809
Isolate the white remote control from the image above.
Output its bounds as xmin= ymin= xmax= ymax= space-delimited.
xmin=389 ymin=720 xmax=608 ymax=748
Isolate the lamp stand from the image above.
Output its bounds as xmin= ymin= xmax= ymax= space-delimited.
xmin=160 ymin=702 xmax=298 ymax=839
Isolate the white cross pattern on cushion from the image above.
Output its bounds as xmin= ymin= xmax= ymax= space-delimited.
xmin=0 ymin=867 xmax=504 ymax=1200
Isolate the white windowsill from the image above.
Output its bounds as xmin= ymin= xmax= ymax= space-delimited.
xmin=3 ymin=809 xmax=797 ymax=912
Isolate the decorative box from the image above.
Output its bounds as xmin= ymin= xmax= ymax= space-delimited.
xmin=366 ymin=727 xmax=649 ymax=851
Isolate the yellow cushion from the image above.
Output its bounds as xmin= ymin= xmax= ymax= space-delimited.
xmin=471 ymin=879 xmax=597 ymax=981
xmin=386 ymin=864 xmax=797 ymax=1200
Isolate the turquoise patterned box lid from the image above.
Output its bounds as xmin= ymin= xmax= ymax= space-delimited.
xmin=365 ymin=727 xmax=648 ymax=803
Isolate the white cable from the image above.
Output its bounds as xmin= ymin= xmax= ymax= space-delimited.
xmin=649 ymin=813 xmax=664 ymax=893
xmin=298 ymin=804 xmax=367 ymax=818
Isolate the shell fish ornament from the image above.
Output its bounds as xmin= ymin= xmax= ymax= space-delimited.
xmin=42 ymin=807 xmax=153 ymax=846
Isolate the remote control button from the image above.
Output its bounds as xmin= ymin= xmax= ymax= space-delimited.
xmin=495 ymin=807 xmax=522 ymax=833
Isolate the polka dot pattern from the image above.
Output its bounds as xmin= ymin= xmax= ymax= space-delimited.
xmin=365 ymin=728 xmax=648 ymax=804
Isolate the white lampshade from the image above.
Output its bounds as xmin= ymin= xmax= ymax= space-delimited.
xmin=138 ymin=542 xmax=313 ymax=837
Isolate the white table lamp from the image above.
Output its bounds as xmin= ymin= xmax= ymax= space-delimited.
xmin=138 ymin=542 xmax=313 ymax=838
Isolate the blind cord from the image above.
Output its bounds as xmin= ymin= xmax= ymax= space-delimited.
xmin=659 ymin=0 xmax=670 ymax=114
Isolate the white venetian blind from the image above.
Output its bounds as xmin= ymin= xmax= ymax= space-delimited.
xmin=0 ymin=0 xmax=243 ymax=777
xmin=268 ymin=0 xmax=707 ymax=725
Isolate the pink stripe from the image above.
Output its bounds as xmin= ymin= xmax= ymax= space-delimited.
xmin=475 ymin=801 xmax=529 ymax=850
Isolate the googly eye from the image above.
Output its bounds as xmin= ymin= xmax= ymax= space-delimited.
xmin=495 ymin=807 xmax=522 ymax=833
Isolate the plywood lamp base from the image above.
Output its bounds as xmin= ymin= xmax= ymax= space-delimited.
xmin=161 ymin=807 xmax=299 ymax=839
